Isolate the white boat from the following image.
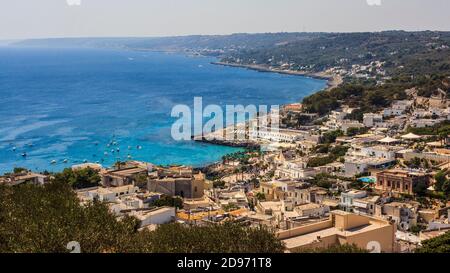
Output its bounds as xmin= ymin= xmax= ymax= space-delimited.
xmin=51 ymin=160 xmax=57 ymax=164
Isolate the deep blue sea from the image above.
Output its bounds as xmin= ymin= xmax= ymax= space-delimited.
xmin=0 ymin=47 xmax=326 ymax=174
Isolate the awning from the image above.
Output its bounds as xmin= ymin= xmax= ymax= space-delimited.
xmin=401 ymin=133 xmax=422 ymax=140
xmin=378 ymin=136 xmax=399 ymax=143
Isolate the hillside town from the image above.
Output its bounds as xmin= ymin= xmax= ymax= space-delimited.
xmin=2 ymin=85 xmax=449 ymax=253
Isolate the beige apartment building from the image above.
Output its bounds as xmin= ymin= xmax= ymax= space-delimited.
xmin=278 ymin=210 xmax=397 ymax=252
xmin=376 ymin=169 xmax=430 ymax=196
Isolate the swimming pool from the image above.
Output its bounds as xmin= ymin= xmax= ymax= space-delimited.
xmin=359 ymin=177 xmax=376 ymax=183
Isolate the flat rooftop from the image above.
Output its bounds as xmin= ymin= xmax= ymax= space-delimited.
xmin=282 ymin=219 xmax=388 ymax=249
xmin=107 ymin=167 xmax=147 ymax=176
xmin=378 ymin=169 xmax=427 ymax=177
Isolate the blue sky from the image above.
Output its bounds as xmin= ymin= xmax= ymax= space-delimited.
xmin=1 ymin=0 xmax=449 ymax=39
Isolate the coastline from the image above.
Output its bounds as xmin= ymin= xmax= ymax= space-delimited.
xmin=193 ymin=61 xmax=341 ymax=161
xmin=0 ymin=49 xmax=337 ymax=174
xmin=211 ymin=61 xmax=342 ymax=90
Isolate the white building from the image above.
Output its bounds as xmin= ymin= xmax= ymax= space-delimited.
xmin=294 ymin=203 xmax=330 ymax=217
xmin=77 ymin=185 xmax=139 ymax=203
xmin=360 ymin=145 xmax=404 ymax=160
xmin=383 ymin=100 xmax=412 ymax=117
xmin=340 ymin=120 xmax=365 ymax=133
xmin=326 ymin=110 xmax=348 ymax=130
xmin=285 ymin=187 xmax=312 ymax=206
xmin=275 ymin=159 xmax=318 ymax=179
xmin=250 ymin=127 xmax=306 ymax=143
xmin=344 ymin=156 xmax=395 ymax=177
xmin=363 ymin=113 xmax=384 ymax=128
xmin=132 ymin=207 xmax=176 ymax=227
xmin=409 ymin=118 xmax=446 ymax=128
xmin=340 ymin=190 xmax=367 ymax=212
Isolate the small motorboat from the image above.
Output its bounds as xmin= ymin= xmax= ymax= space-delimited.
xmin=51 ymin=160 xmax=57 ymax=164
xmin=63 ymin=159 xmax=68 ymax=163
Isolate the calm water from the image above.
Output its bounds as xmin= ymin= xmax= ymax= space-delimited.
xmin=0 ymin=47 xmax=326 ymax=174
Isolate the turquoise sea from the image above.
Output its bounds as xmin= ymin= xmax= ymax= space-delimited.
xmin=0 ymin=47 xmax=326 ymax=174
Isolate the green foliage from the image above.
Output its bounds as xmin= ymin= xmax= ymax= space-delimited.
xmin=307 ymin=156 xmax=335 ymax=168
xmin=302 ymin=80 xmax=410 ymax=115
xmin=222 ymin=150 xmax=258 ymax=165
xmin=314 ymin=144 xmax=330 ymax=154
xmin=329 ymin=145 xmax=349 ymax=158
xmin=409 ymin=225 xmax=425 ymax=235
xmin=53 ymin=167 xmax=100 ymax=189
xmin=347 ymin=127 xmax=369 ymax=137
xmin=296 ymin=244 xmax=368 ymax=253
xmin=222 ymin=203 xmax=239 ymax=212
xmin=413 ymin=181 xmax=429 ymax=197
xmin=137 ymin=222 xmax=285 ymax=253
xmin=0 ymin=182 xmax=284 ymax=253
xmin=404 ymin=157 xmax=432 ymax=170
xmin=213 ymin=180 xmax=226 ymax=188
xmin=302 ymin=90 xmax=340 ymax=115
xmin=434 ymin=170 xmax=448 ymax=192
xmin=407 ymin=120 xmax=450 ymax=136
xmin=221 ymin=31 xmax=450 ymax=79
xmin=350 ymin=179 xmax=365 ymax=190
xmin=255 ymin=192 xmax=266 ymax=201
xmin=13 ymin=167 xmax=28 ymax=174
xmin=308 ymin=145 xmax=348 ymax=167
xmin=321 ymin=130 xmax=344 ymax=144
xmin=416 ymin=231 xmax=450 ymax=253
xmin=0 ymin=181 xmax=140 ymax=253
xmin=310 ymin=174 xmax=333 ymax=189
xmin=133 ymin=173 xmax=149 ymax=188
xmin=153 ymin=195 xmax=183 ymax=209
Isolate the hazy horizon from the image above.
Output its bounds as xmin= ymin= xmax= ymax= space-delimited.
xmin=4 ymin=30 xmax=450 ymax=43
xmin=1 ymin=0 xmax=450 ymax=40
